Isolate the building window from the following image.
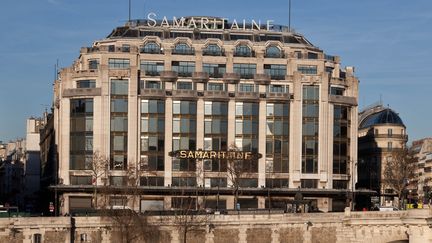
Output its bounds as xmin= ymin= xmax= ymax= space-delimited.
xmin=203 ymin=63 xmax=226 ymax=78
xmin=140 ymin=177 xmax=164 ymax=186
xmin=234 ymin=45 xmax=253 ymax=57
xmin=77 ymin=80 xmax=96 ymax=88
xmin=203 ymin=44 xmax=224 ymax=56
xmin=266 ymin=103 xmax=289 ymax=173
xmin=140 ymin=80 xmax=162 ymax=90
xmin=172 ymin=61 xmax=195 ymax=77
xmin=268 ymin=85 xmax=288 ymax=93
xmin=302 ymin=85 xmax=319 ymax=173
xmin=141 ymin=42 xmax=161 ymax=54
xmin=301 ymin=179 xmax=318 ymax=188
xmin=110 ymin=176 xmax=127 ymax=186
xmin=238 ymin=178 xmax=258 ymax=187
xmin=110 ymin=79 xmax=128 ymax=170
xmin=70 ymin=176 xmax=92 ymax=185
xmin=204 ymin=101 xmax=228 ymax=172
xmin=176 ymin=81 xmax=193 ymax=90
xmin=388 ymin=142 xmax=393 ymax=151
xmin=34 ymin=234 xmax=42 ymax=243
xmin=172 ymin=177 xmax=197 ymax=187
xmin=265 ymin=46 xmax=283 ymax=58
xmin=333 ymin=105 xmax=350 ymax=174
xmin=207 ymin=82 xmax=225 ymax=91
xmin=238 ymin=83 xmax=256 ymax=92
xmin=333 ymin=180 xmax=348 ymax=189
xmin=141 ymin=100 xmax=165 ymax=172
xmin=307 ymin=52 xmax=318 ymax=59
xmin=108 ymin=58 xmax=130 ymax=69
xmin=88 ymin=59 xmax=99 ymax=70
xmin=172 ymin=43 xmax=195 ymax=55
xmin=172 ymin=101 xmax=197 ymax=163
xmin=298 ymin=65 xmax=317 ymax=75
xmin=235 ymin=102 xmax=259 ymax=156
xmin=330 ymin=87 xmax=345 ymax=95
xmin=70 ymin=99 xmax=93 ymax=170
xmin=264 ymin=64 xmax=286 ymax=80
xmin=121 ymin=44 xmax=130 ymax=52
xmin=234 ymin=63 xmax=256 ymax=79
xmin=266 ymin=179 xmax=289 ymax=188
xmin=140 ymin=61 xmax=164 ymax=76
xmin=388 ymin=129 xmax=393 ymax=136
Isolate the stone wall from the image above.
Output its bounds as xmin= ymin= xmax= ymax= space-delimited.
xmin=1 ymin=209 xmax=432 ymax=243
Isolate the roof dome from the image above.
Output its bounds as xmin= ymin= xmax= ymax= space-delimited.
xmin=359 ymin=108 xmax=404 ymax=129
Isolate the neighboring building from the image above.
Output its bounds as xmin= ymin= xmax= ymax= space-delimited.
xmin=23 ymin=117 xmax=45 ymax=211
xmin=52 ymin=16 xmax=359 ymax=214
xmin=357 ymin=104 xmax=408 ymax=207
xmin=0 ymin=139 xmax=25 ymax=207
xmin=411 ymin=138 xmax=432 ymax=204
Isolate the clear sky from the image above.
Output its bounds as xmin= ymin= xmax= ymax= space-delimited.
xmin=0 ymin=0 xmax=431 ymax=143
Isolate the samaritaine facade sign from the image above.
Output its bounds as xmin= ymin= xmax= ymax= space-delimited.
xmin=169 ymin=150 xmax=262 ymax=160
xmin=146 ymin=13 xmax=275 ymax=31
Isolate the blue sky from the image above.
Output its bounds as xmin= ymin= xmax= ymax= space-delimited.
xmin=0 ymin=0 xmax=431 ymax=143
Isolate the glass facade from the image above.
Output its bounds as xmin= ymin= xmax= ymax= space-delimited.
xmin=266 ymin=103 xmax=290 ymax=173
xmin=141 ymin=42 xmax=161 ymax=54
xmin=108 ymin=58 xmax=130 ymax=69
xmin=265 ymin=46 xmax=283 ymax=58
xmin=264 ymin=64 xmax=286 ymax=80
xmin=302 ymin=85 xmax=319 ymax=173
xmin=140 ymin=100 xmax=165 ymax=172
xmin=298 ymin=65 xmax=317 ymax=75
xmin=70 ymin=99 xmax=93 ymax=170
xmin=110 ymin=79 xmax=128 ymax=170
xmin=172 ymin=43 xmax=195 ymax=55
xmin=140 ymin=61 xmax=164 ymax=76
xmin=203 ymin=63 xmax=226 ymax=78
xmin=172 ymin=101 xmax=197 ymax=172
xmin=203 ymin=44 xmax=223 ymax=56
xmin=234 ymin=45 xmax=253 ymax=57
xmin=204 ymin=101 xmax=228 ymax=172
xmin=235 ymin=102 xmax=259 ymax=173
xmin=333 ymin=105 xmax=350 ymax=174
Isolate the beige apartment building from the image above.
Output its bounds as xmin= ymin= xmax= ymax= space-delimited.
xmin=52 ymin=16 xmax=359 ymax=214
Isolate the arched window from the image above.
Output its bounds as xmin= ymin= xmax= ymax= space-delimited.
xmin=265 ymin=46 xmax=282 ymax=58
xmin=203 ymin=44 xmax=223 ymax=56
xmin=141 ymin=42 xmax=161 ymax=54
xmin=234 ymin=45 xmax=252 ymax=57
xmin=173 ymin=43 xmax=194 ymax=55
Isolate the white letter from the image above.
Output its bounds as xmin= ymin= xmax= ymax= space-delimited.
xmin=252 ymin=20 xmax=261 ymax=30
xmin=242 ymin=19 xmax=246 ymax=30
xmin=221 ymin=18 xmax=228 ymax=30
xmin=173 ymin=16 xmax=186 ymax=28
xmin=188 ymin=17 xmax=197 ymax=28
xmin=266 ymin=20 xmax=274 ymax=31
xmin=231 ymin=19 xmax=239 ymax=30
xmin=161 ymin=16 xmax=170 ymax=27
xmin=201 ymin=17 xmax=210 ymax=30
xmin=147 ymin=12 xmax=157 ymax=27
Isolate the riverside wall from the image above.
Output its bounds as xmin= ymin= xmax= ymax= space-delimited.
xmin=1 ymin=209 xmax=432 ymax=243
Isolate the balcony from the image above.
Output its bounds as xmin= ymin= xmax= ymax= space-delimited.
xmin=139 ymin=88 xmax=165 ymax=98
xmin=192 ymin=72 xmax=209 ymax=83
xmin=266 ymin=92 xmax=291 ymax=101
xmin=63 ymin=88 xmax=101 ymax=98
xmin=172 ymin=89 xmax=197 ymax=98
xmin=329 ymin=95 xmax=357 ymax=106
xmin=254 ymin=74 xmax=271 ymax=85
xmin=223 ymin=73 xmax=240 ymax=84
xmin=143 ymin=70 xmax=161 ymax=76
xmin=203 ymin=90 xmax=229 ymax=100
xmin=235 ymin=91 xmax=260 ymax=100
xmin=160 ymin=71 xmax=178 ymax=82
xmin=108 ymin=69 xmax=130 ymax=78
xmin=71 ymin=69 xmax=99 ymax=79
xmin=172 ymin=48 xmax=195 ymax=55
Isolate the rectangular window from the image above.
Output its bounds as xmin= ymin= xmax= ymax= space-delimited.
xmin=238 ymin=83 xmax=256 ymax=92
xmin=109 ymin=58 xmax=130 ymax=69
xmin=233 ymin=63 xmax=256 ymax=79
xmin=70 ymin=99 xmax=93 ymax=170
xmin=203 ymin=63 xmax=226 ymax=78
xmin=77 ymin=80 xmax=96 ymax=88
xmin=300 ymin=179 xmax=318 ymax=188
xmin=264 ymin=64 xmax=286 ymax=80
xmin=140 ymin=61 xmax=164 ymax=76
xmin=266 ymin=103 xmax=289 ymax=172
xmin=298 ymin=65 xmax=317 ymax=75
xmin=172 ymin=61 xmax=195 ymax=77
xmin=70 ymin=176 xmax=92 ymax=185
xmin=89 ymin=59 xmax=99 ymax=70
xmin=111 ymin=79 xmax=128 ymax=95
xmin=140 ymin=177 xmax=164 ymax=186
xmin=207 ymin=82 xmax=225 ymax=91
xmin=330 ymin=87 xmax=345 ymax=95
xmin=176 ymin=81 xmax=193 ymax=90
xmin=268 ymin=85 xmax=287 ymax=93
xmin=302 ymin=85 xmax=319 ymax=173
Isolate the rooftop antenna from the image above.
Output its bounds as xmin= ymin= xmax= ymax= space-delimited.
xmin=128 ymin=0 xmax=131 ymax=22
xmin=289 ymin=0 xmax=292 ymax=31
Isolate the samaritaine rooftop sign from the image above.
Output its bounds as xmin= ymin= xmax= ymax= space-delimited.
xmin=146 ymin=12 xmax=275 ymax=31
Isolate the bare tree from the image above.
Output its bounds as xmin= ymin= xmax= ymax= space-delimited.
xmin=171 ymin=189 xmax=209 ymax=243
xmin=227 ymin=143 xmax=258 ymax=209
xmin=88 ymin=151 xmax=109 ymax=207
xmin=383 ymin=148 xmax=416 ymax=208
xmin=99 ymin=162 xmax=157 ymax=243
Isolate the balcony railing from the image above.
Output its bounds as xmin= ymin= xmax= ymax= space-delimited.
xmin=160 ymin=71 xmax=178 ymax=82
xmin=223 ymin=73 xmax=240 ymax=84
xmin=192 ymin=72 xmax=209 ymax=83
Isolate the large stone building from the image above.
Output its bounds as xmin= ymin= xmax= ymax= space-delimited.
xmin=357 ymin=104 xmax=408 ymax=207
xmin=52 ymin=16 xmax=360 ymax=214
